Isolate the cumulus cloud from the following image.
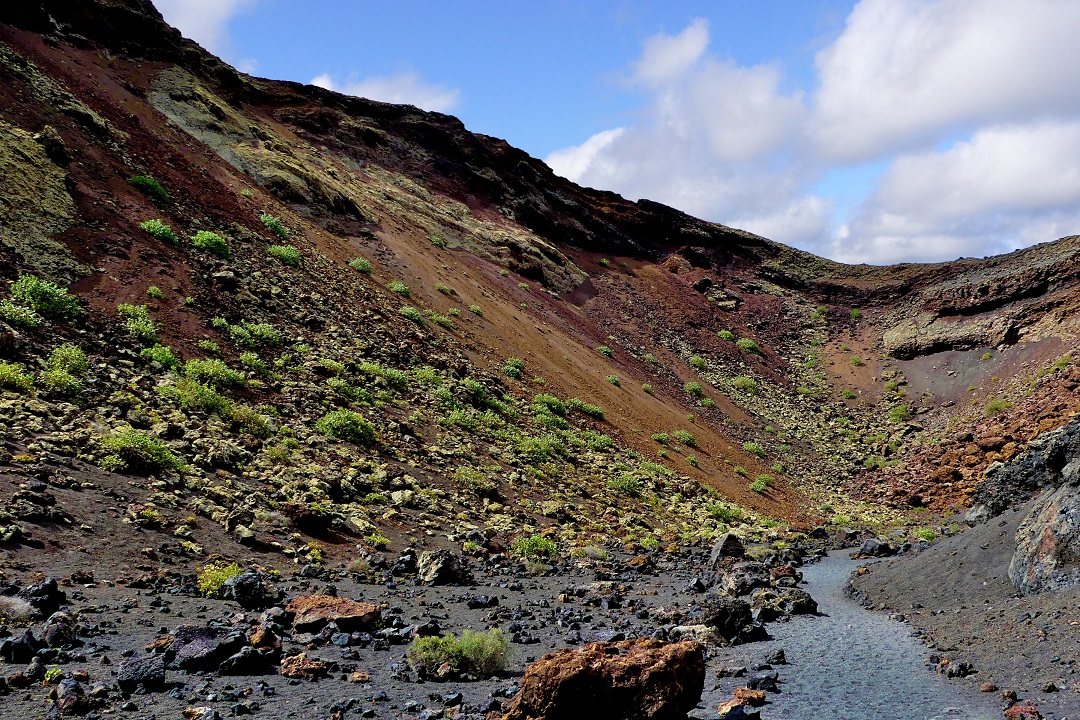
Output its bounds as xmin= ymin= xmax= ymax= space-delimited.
xmin=310 ymin=72 xmax=460 ymax=113
xmin=154 ymin=0 xmax=257 ymax=55
xmin=548 ymin=2 xmax=1080 ymax=264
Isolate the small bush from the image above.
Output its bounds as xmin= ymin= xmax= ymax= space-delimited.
xmin=387 ymin=281 xmax=410 ymax=297
xmin=316 ymin=409 xmax=376 ymax=445
xmin=197 ymin=561 xmax=241 ymax=597
xmin=598 ymin=258 xmax=610 ymax=267
xmin=129 ymin=175 xmax=169 ymax=203
xmin=642 ymin=383 xmax=653 ymax=394
xmin=605 ymin=374 xmax=621 ymax=386
xmin=10 ymin=274 xmax=81 ymax=319
xmin=672 ymin=430 xmax=696 ymax=447
xmin=407 ymin=629 xmax=508 ymax=677
xmin=435 ymin=282 xmax=452 ymax=295
xmin=850 ymin=308 xmax=862 ymax=320
xmin=888 ymin=404 xmax=912 ymax=423
xmin=0 ymin=300 xmax=43 ymax=328
xmin=512 ymin=534 xmax=557 ymax=558
xmin=518 ymin=282 xmax=530 ymax=292
xmin=689 ymin=355 xmax=707 ymax=370
xmin=118 ymin=303 xmax=158 ymax=344
xmin=566 ymin=398 xmax=604 ymax=419
xmin=47 ymin=344 xmax=88 ymax=375
xmin=139 ymin=219 xmax=178 ymax=245
xmin=0 ymin=362 xmax=33 ymax=391
xmin=503 ymin=357 xmax=525 ymax=379
xmin=732 ymin=376 xmax=757 ymax=393
xmin=736 ymin=338 xmax=761 ymax=355
xmin=985 ymin=398 xmax=1013 ymax=416
xmin=733 ymin=465 xmax=748 ymax=477
xmin=686 ymin=455 xmax=698 ymax=467
xmin=742 ymin=441 xmax=765 ymax=457
xmin=101 ymin=427 xmax=182 ymax=474
xmin=718 ymin=330 xmax=735 ymax=341
xmin=644 ymin=353 xmax=658 ymax=364
xmin=146 ymin=285 xmax=164 ymax=299
xmin=532 ymin=393 xmax=566 ymax=415
xmin=913 ymin=528 xmax=937 ymax=542
xmin=607 ymin=473 xmax=641 ymax=497
xmin=164 ymin=378 xmax=233 ymax=416
xmin=191 ymin=230 xmax=231 ymax=259
xmin=683 ymin=382 xmax=703 ymax=397
xmin=184 ymin=358 xmax=244 ymax=388
xmin=431 ymin=234 xmax=446 ymax=249
xmin=268 ymin=244 xmax=300 ymax=266
xmin=596 ymin=345 xmax=613 ymax=357
xmin=140 ymin=344 xmax=179 ymax=369
xmin=468 ymin=305 xmax=483 ymax=316
xmin=748 ymin=478 xmax=768 ymax=493
xmin=756 ymin=473 xmax=775 ymax=486
xmin=841 ymin=389 xmax=856 ymax=399
xmin=810 ymin=305 xmax=829 ymax=320
xmin=349 ymin=257 xmax=373 ymax=274
xmin=849 ymin=356 xmax=864 ymax=367
xmin=260 ymin=212 xmax=289 ymax=239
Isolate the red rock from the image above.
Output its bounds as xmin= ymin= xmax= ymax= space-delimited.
xmin=979 ymin=681 xmax=998 ymax=692
xmin=1004 ymin=702 xmax=1041 ymax=720
xmin=285 ymin=594 xmax=380 ymax=633
xmin=279 ymin=653 xmax=327 ymax=680
xmin=501 ymin=638 xmax=704 ymax=720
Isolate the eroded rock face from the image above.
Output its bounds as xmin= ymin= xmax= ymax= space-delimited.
xmin=1010 ymin=471 xmax=1080 ymax=594
xmin=502 ymin=638 xmax=704 ymax=720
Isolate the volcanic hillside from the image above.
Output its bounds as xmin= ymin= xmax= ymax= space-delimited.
xmin=1 ymin=0 xmax=1079 ymax=574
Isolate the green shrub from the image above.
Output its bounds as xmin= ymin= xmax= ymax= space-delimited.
xmin=849 ymin=356 xmax=864 ymax=367
xmin=913 ymin=527 xmax=937 ymax=542
xmin=141 ymin=344 xmax=180 ymax=369
xmin=100 ymin=427 xmax=182 ymax=474
xmin=268 ymin=244 xmax=300 ymax=266
xmin=197 ymin=561 xmax=241 ymax=597
xmin=0 ymin=362 xmax=33 ymax=391
xmin=707 ymin=503 xmax=743 ymax=524
xmin=742 ymin=441 xmax=765 ymax=457
xmin=985 ymin=398 xmax=1013 ymax=416
xmin=733 ymin=465 xmax=748 ymax=477
xmin=407 ymin=629 xmax=508 ymax=677
xmin=349 ymin=257 xmax=373 ymax=274
xmin=598 ymin=258 xmax=610 ymax=267
xmin=642 ymin=383 xmax=653 ymax=394
xmin=387 ymin=280 xmax=410 ymax=297
xmin=605 ymin=374 xmax=621 ymax=386
xmin=146 ymin=285 xmax=164 ymax=299
xmin=686 ymin=455 xmax=698 ymax=467
xmin=184 ymin=358 xmax=244 ymax=388
xmin=191 ymin=230 xmax=230 ymax=259
xmin=435 ymin=282 xmax=452 ymax=295
xmin=129 ymin=175 xmax=169 ymax=203
xmin=259 ymin=212 xmax=289 ymax=239
xmin=139 ymin=219 xmax=178 ymax=245
xmin=10 ymin=274 xmax=80 ymax=319
xmin=198 ymin=339 xmax=220 ymax=354
xmin=683 ymin=382 xmax=703 ymax=397
xmin=850 ymin=308 xmax=862 ymax=320
xmin=810 ymin=305 xmax=829 ymax=320
xmin=316 ymin=409 xmax=376 ymax=445
xmin=566 ymin=398 xmax=604 ymax=419
xmin=532 ymin=393 xmax=566 ymax=415
xmin=47 ymin=344 xmax=88 ymax=375
xmin=596 ymin=345 xmax=613 ymax=357
xmin=748 ymin=478 xmax=768 ymax=493
xmin=117 ymin=303 xmax=158 ymax=344
xmin=165 ymin=378 xmax=233 ymax=416
xmin=644 ymin=353 xmax=658 ymax=364
xmin=468 ymin=305 xmax=483 ymax=316
xmin=718 ymin=330 xmax=735 ymax=341
xmin=756 ymin=473 xmax=775 ymax=486
xmin=732 ymin=376 xmax=757 ymax=393
xmin=240 ymin=351 xmax=268 ymax=374
xmin=431 ymin=234 xmax=446 ymax=249
xmin=512 ymin=534 xmax=557 ymax=558
xmin=518 ymin=282 xmax=530 ymax=292
xmin=671 ymin=430 xmax=696 ymax=447
xmin=0 ymin=300 xmax=43 ymax=328
xmin=230 ymin=404 xmax=272 ymax=438
xmin=607 ymin=473 xmax=641 ymax=497
xmin=736 ymin=338 xmax=761 ymax=355
xmin=689 ymin=355 xmax=707 ymax=370
xmin=841 ymin=389 xmax=856 ymax=399
xmin=503 ymin=357 xmax=525 ymax=379
xmin=888 ymin=404 xmax=912 ymax=423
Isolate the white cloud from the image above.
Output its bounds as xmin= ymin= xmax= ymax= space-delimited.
xmin=811 ymin=0 xmax=1080 ymax=162
xmin=154 ymin=0 xmax=257 ymax=55
xmin=311 ymin=72 xmax=460 ymax=113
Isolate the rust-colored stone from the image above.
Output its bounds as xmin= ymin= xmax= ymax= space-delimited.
xmin=285 ymin=594 xmax=381 ymax=633
xmin=279 ymin=652 xmax=327 ymax=680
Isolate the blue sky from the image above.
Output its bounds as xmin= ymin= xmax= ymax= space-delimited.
xmin=156 ymin=1 xmax=1080 ymax=265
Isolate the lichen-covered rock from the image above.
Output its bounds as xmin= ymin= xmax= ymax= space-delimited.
xmin=502 ymin=638 xmax=704 ymax=720
xmin=1010 ymin=469 xmax=1080 ymax=593
xmin=279 ymin=652 xmax=327 ymax=680
xmin=285 ymin=594 xmax=381 ymax=633
xmin=417 ymin=549 xmax=469 ymax=585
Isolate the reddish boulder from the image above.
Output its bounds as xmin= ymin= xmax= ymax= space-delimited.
xmin=285 ymin=594 xmax=381 ymax=633
xmin=501 ymin=638 xmax=704 ymax=720
xmin=1004 ymin=702 xmax=1042 ymax=720
xmin=279 ymin=653 xmax=327 ymax=680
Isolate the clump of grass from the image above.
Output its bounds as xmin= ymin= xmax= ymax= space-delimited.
xmin=268 ymin=244 xmax=300 ymax=266
xmin=566 ymin=398 xmax=604 ymax=419
xmin=10 ymin=274 xmax=81 ymax=319
xmin=718 ymin=330 xmax=735 ymax=341
xmin=686 ymin=455 xmax=698 ymax=467
xmin=129 ymin=175 xmax=169 ymax=203
xmin=435 ymin=282 xmax=453 ymax=295
xmin=888 ymin=404 xmax=912 ymax=423
xmin=642 ymin=383 xmax=653 ymax=394
xmin=732 ymin=376 xmax=757 ymax=393
xmin=400 ymin=306 xmax=425 ymax=325
xmin=191 ymin=230 xmax=231 ymax=259
xmin=849 ymin=356 xmax=864 ymax=367
xmin=197 ymin=561 xmax=241 ymax=597
xmin=503 ymin=357 xmax=525 ymax=379
xmin=688 ymin=355 xmax=707 ymax=370
xmin=532 ymin=393 xmax=566 ymax=416
xmin=748 ymin=478 xmax=768 ymax=493
xmin=146 ymin=285 xmax=164 ymax=299
xmin=512 ymin=534 xmax=557 ymax=558
xmin=100 ymin=427 xmax=182 ymax=474
xmin=0 ymin=300 xmax=43 ymax=329
xmin=468 ymin=305 xmax=483 ymax=316
xmin=518 ymin=282 xmax=530 ymax=292
xmin=260 ymin=212 xmax=289 ymax=239
xmin=140 ymin=219 xmax=178 ymax=246
xmin=40 ymin=344 xmax=87 ymax=396
xmin=671 ymin=430 xmax=696 ymax=447
xmin=913 ymin=528 xmax=937 ymax=542
xmin=985 ymin=398 xmax=1013 ymax=416
xmin=644 ymin=353 xmax=658 ymax=364
xmin=742 ymin=441 xmax=765 ymax=457
xmin=736 ymin=338 xmax=761 ymax=355
xmin=349 ymin=257 xmax=373 ymax=274
xmin=607 ymin=473 xmax=641 ymax=497
xmin=316 ymin=409 xmax=376 ymax=445
xmin=184 ymin=358 xmax=244 ymax=388
xmin=841 ymin=389 xmax=857 ymax=399
xmin=387 ymin=280 xmax=410 ymax=297
xmin=141 ymin=344 xmax=179 ymax=368
xmin=850 ymin=308 xmax=862 ymax=320
xmin=0 ymin=362 xmax=33 ymax=392
xmin=596 ymin=345 xmax=613 ymax=357
xmin=431 ymin=234 xmax=446 ymax=249
xmin=598 ymin=258 xmax=610 ymax=267
xmin=683 ymin=382 xmax=703 ymax=398
xmin=117 ymin=303 xmax=158 ymax=344
xmin=605 ymin=374 xmax=621 ymax=386
xmin=407 ymin=629 xmax=509 ymax=677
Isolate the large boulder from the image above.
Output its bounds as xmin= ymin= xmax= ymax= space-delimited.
xmin=286 ymin=594 xmax=381 ymax=633
xmin=118 ymin=655 xmax=166 ymax=692
xmin=166 ymin=625 xmax=247 ymax=671
xmin=699 ymin=594 xmax=757 ymax=644
xmin=502 ymin=639 xmax=704 ymax=720
xmin=221 ymin=570 xmax=281 ymax=610
xmin=1010 ymin=469 xmax=1080 ymax=594
xmin=716 ymin=562 xmax=770 ymax=597
xmin=17 ymin=577 xmax=66 ymax=618
xmin=417 ymin=549 xmax=469 ymax=585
